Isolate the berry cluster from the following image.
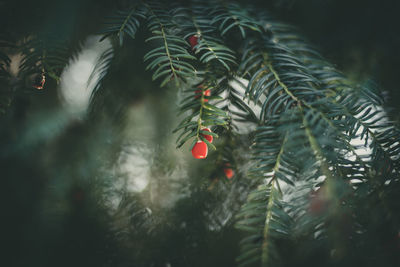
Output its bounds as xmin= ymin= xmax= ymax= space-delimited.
xmin=187 ymin=35 xmax=234 ymax=179
xmin=191 ymin=127 xmax=212 ymax=159
xmin=188 ymin=35 xmax=199 ymax=50
xmin=191 ymin=84 xmax=213 ymax=160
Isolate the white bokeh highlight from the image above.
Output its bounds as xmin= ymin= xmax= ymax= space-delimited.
xmin=59 ymin=36 xmax=111 ymax=114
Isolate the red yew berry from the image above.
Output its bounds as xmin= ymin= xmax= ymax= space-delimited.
xmin=33 ymin=73 xmax=46 ymax=90
xmin=201 ymin=128 xmax=213 ymax=143
xmin=223 ymin=167 xmax=234 ymax=179
xmin=188 ymin=35 xmax=199 ymax=49
xmin=192 ymin=141 xmax=208 ymax=159
xmin=224 ymin=163 xmax=235 ymax=179
xmin=223 ymin=163 xmax=234 ymax=179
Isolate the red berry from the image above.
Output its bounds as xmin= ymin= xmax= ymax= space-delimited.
xmin=201 ymin=128 xmax=213 ymax=143
xmin=224 ymin=168 xmax=234 ymax=179
xmin=33 ymin=73 xmax=46 ymax=90
xmin=188 ymin=35 xmax=198 ymax=49
xmin=192 ymin=141 xmax=208 ymax=159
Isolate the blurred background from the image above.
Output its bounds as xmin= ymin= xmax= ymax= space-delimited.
xmin=0 ymin=0 xmax=399 ymax=266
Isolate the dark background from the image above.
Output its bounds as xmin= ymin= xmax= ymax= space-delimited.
xmin=2 ymin=0 xmax=399 ymax=118
xmin=267 ymin=0 xmax=400 ymax=122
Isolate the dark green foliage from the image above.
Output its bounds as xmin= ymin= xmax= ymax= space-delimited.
xmin=0 ymin=35 xmax=12 ymax=115
xmin=98 ymin=1 xmax=147 ymax=46
xmin=236 ymin=183 xmax=291 ymax=267
xmin=177 ymin=5 xmax=238 ymax=70
xmin=88 ymin=46 xmax=114 ymax=103
xmin=210 ymin=2 xmax=262 ymax=38
xmin=19 ymin=34 xmax=70 ymax=83
xmin=144 ymin=1 xmax=197 ymax=87
xmin=217 ymin=76 xmax=259 ymax=125
xmin=173 ymin=79 xmax=229 ymax=150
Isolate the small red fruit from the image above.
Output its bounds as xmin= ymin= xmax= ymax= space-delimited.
xmin=188 ymin=35 xmax=199 ymax=49
xmin=201 ymin=128 xmax=213 ymax=143
xmin=192 ymin=141 xmax=208 ymax=159
xmin=33 ymin=73 xmax=46 ymax=90
xmin=224 ymin=168 xmax=234 ymax=179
